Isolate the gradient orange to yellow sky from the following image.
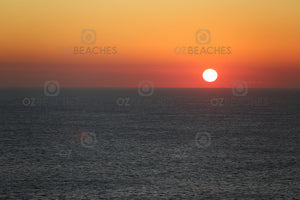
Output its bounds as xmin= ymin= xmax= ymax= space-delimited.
xmin=0 ymin=0 xmax=300 ymax=88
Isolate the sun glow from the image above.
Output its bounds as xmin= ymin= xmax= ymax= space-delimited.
xmin=203 ymin=69 xmax=218 ymax=82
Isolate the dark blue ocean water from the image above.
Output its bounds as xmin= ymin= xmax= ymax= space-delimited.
xmin=0 ymin=88 xmax=299 ymax=199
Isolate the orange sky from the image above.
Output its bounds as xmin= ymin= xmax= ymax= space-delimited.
xmin=0 ymin=0 xmax=300 ymax=88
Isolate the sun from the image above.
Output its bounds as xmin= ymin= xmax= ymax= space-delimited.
xmin=203 ymin=69 xmax=218 ymax=82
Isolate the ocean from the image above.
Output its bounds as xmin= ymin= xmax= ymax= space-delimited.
xmin=0 ymin=88 xmax=299 ymax=199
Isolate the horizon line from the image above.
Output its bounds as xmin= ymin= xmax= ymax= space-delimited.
xmin=0 ymin=87 xmax=299 ymax=89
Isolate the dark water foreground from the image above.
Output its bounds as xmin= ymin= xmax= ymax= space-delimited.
xmin=0 ymin=88 xmax=299 ymax=199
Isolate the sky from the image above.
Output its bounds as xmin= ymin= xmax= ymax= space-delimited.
xmin=0 ymin=0 xmax=300 ymax=88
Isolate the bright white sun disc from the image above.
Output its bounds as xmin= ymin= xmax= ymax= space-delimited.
xmin=203 ymin=69 xmax=218 ymax=82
